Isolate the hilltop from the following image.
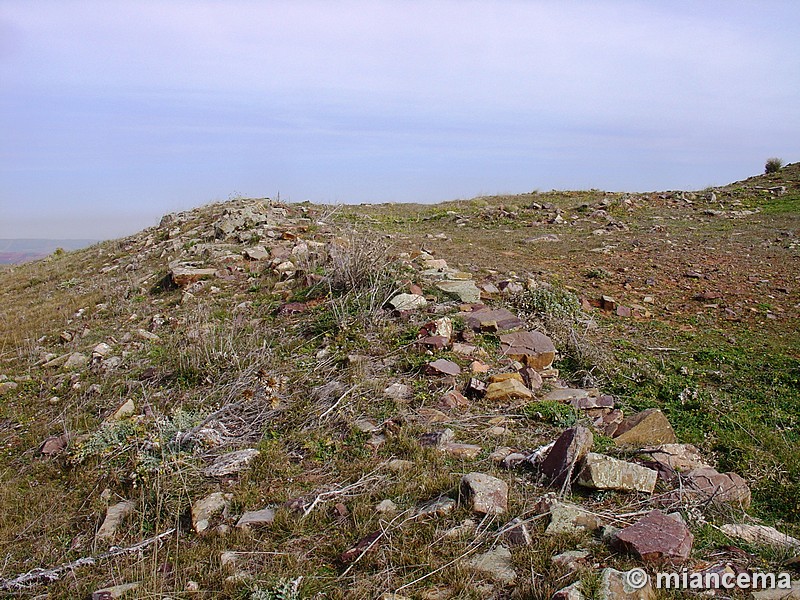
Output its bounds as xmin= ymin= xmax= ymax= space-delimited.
xmin=0 ymin=165 xmax=798 ymax=599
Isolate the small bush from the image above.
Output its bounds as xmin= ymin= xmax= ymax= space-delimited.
xmin=524 ymin=400 xmax=576 ymax=427
xmin=765 ymin=157 xmax=784 ymax=174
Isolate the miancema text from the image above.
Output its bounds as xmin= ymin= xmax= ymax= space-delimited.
xmin=656 ymin=570 xmax=792 ymax=590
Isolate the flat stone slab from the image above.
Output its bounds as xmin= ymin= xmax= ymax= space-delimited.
xmin=236 ymin=508 xmax=276 ymax=529
xmin=613 ymin=408 xmax=677 ymax=447
xmin=485 ymin=378 xmax=533 ymax=402
xmin=96 ymin=500 xmax=136 ymax=542
xmin=613 ymin=509 xmax=693 ymax=562
xmin=170 ymin=263 xmax=217 ymax=287
xmin=499 ymin=331 xmax=556 ymax=370
xmin=681 ymin=467 xmax=751 ymax=509
xmin=720 ymin=524 xmax=800 ymax=549
xmin=468 ymin=545 xmax=516 ymax=584
xmin=577 ymin=452 xmax=657 ymax=493
xmin=460 ymin=308 xmax=525 ymax=332
xmin=435 ymin=280 xmax=481 ymax=303
xmin=425 ymin=359 xmax=461 ymax=377
xmin=388 ymin=293 xmax=428 ymax=311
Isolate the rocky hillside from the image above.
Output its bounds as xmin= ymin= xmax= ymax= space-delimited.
xmin=0 ymin=166 xmax=798 ymax=599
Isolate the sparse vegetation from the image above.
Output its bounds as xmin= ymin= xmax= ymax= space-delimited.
xmin=765 ymin=156 xmax=784 ymax=173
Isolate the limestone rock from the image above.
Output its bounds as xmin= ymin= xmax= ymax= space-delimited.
xmin=485 ymin=378 xmax=534 ymax=402
xmin=419 ymin=428 xmax=456 ymax=448
xmin=384 ymin=382 xmax=412 ymax=400
xmin=416 ymin=496 xmax=456 ymax=518
xmin=541 ymin=426 xmax=594 ymax=486
xmin=613 ymin=510 xmax=693 ymax=562
xmin=751 ymin=579 xmax=800 ymax=600
xmin=577 ymin=453 xmax=657 ymax=493
xmin=235 ymin=507 xmax=276 ymax=529
xmin=388 ymin=293 xmax=427 ymax=311
xmin=39 ymin=433 xmax=70 ymax=456
xmin=441 ymin=443 xmax=482 ymax=459
xmin=243 ymin=246 xmax=270 ymax=260
xmin=96 ymin=500 xmax=136 ymax=542
xmin=192 ymin=492 xmax=232 ymax=533
xmin=613 ymin=408 xmax=677 ymax=447
xmin=468 ymin=545 xmax=516 ymax=584
xmin=63 ymin=352 xmax=89 ymax=370
xmin=720 ymin=524 xmax=800 ymax=549
xmin=546 ymin=501 xmax=602 ymax=535
xmin=461 ymin=472 xmax=508 ymax=515
xmin=435 ymin=280 xmax=481 ymax=303
xmin=375 ymin=499 xmax=398 ymax=514
xmin=203 ymin=449 xmax=260 ymax=477
xmin=170 ymin=262 xmax=217 ymax=287
xmin=551 ymin=550 xmax=590 ymax=572
xmin=92 ymin=582 xmax=141 ymax=599
xmin=499 ymin=331 xmax=556 ymax=370
xmin=599 ymin=568 xmax=655 ymax=600
xmin=106 ymin=398 xmax=136 ymax=422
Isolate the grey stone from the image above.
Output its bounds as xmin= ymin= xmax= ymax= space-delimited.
xmin=96 ymin=500 xmax=136 ymax=542
xmin=236 ymin=508 xmax=275 ymax=528
xmin=388 ymin=293 xmax=428 ymax=311
xmin=468 ymin=545 xmax=516 ymax=584
xmin=461 ymin=472 xmax=508 ymax=515
xmin=192 ymin=492 xmax=232 ymax=533
xmin=546 ymin=501 xmax=602 ymax=535
xmin=63 ymin=352 xmax=89 ymax=370
xmin=720 ymin=524 xmax=800 ymax=549
xmin=203 ymin=449 xmax=260 ymax=477
xmin=416 ymin=496 xmax=456 ymax=518
xmin=599 ymin=568 xmax=654 ymax=600
xmin=435 ymin=280 xmax=481 ymax=303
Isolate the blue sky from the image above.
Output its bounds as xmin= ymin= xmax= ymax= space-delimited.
xmin=1 ymin=1 xmax=799 ymax=239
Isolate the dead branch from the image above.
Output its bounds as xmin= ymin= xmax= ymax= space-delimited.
xmin=0 ymin=528 xmax=175 ymax=591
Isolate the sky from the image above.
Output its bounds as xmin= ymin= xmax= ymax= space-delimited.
xmin=1 ymin=1 xmax=799 ymax=240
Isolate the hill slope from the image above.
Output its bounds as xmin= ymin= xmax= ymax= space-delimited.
xmin=0 ymin=167 xmax=798 ymax=599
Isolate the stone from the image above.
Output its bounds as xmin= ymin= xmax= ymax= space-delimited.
xmin=642 ymin=443 xmax=711 ymax=474
xmin=419 ymin=428 xmax=455 ymax=448
xmin=243 ymin=246 xmax=270 ymax=260
xmin=384 ymin=382 xmax=412 ymax=400
xmin=388 ymin=459 xmax=414 ymax=473
xmin=719 ymin=524 xmax=800 ymax=549
xmin=501 ymin=517 xmax=532 ymax=547
xmin=169 ymin=263 xmax=217 ymax=287
xmin=418 ymin=335 xmax=449 ymax=350
xmin=461 ymin=472 xmax=508 ymax=515
xmin=441 ymin=443 xmax=482 ymax=459
xmin=499 ymin=331 xmax=556 ymax=370
xmin=96 ymin=500 xmax=136 ymax=542
xmin=375 ymin=499 xmax=398 ymax=514
xmin=435 ymin=280 xmax=481 ymax=303
xmin=92 ymin=582 xmax=141 ymax=599
xmin=63 ymin=352 xmax=89 ymax=370
xmin=546 ymin=501 xmax=602 ymax=535
xmin=91 ymin=342 xmax=113 ymax=359
xmin=540 ymin=426 xmax=594 ymax=486
xmin=461 ymin=308 xmax=525 ymax=332
xmin=192 ymin=492 xmax=232 ymax=533
xmin=489 ymin=372 xmax=524 ymax=384
xmin=577 ymin=453 xmax=657 ymax=493
xmin=466 ymin=378 xmax=487 ymax=398
xmin=106 ymin=398 xmax=136 ymax=422
xmin=235 ymin=508 xmax=275 ymax=529
xmin=681 ymin=467 xmax=751 ymax=508
xmin=519 ymin=367 xmax=543 ymax=390
xmin=751 ymin=579 xmax=800 ymax=600
xmin=340 ymin=530 xmax=383 ymax=563
xmin=0 ymin=381 xmax=18 ymax=395
xmin=599 ymin=568 xmax=655 ymax=600
xmin=136 ymin=328 xmax=160 ymax=341
xmin=613 ymin=408 xmax=677 ymax=447
xmin=425 ymin=359 xmax=461 ymax=377
xmin=39 ymin=433 xmax=70 ymax=456
xmin=203 ymin=449 xmax=260 ymax=477
xmin=485 ymin=378 xmax=534 ymax=402
xmin=416 ymin=496 xmax=456 ymax=518
xmin=468 ymin=545 xmax=516 ymax=584
xmin=613 ymin=510 xmax=693 ymax=562
xmin=439 ymin=390 xmax=469 ymax=409
xmin=452 ymin=342 xmax=479 ymax=356
xmin=552 ymin=581 xmax=586 ymax=600
xmin=388 ymin=293 xmax=427 ymax=311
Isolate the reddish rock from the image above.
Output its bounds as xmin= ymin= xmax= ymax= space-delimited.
xmin=461 ymin=308 xmax=525 ymax=332
xmin=340 ymin=530 xmax=383 ymax=563
xmin=519 ymin=367 xmax=543 ymax=390
xmin=418 ymin=335 xmax=449 ymax=350
xmin=39 ymin=433 xmax=70 ymax=456
xmin=681 ymin=467 xmax=751 ymax=509
xmin=540 ymin=426 xmax=594 ymax=486
xmin=425 ymin=359 xmax=461 ymax=377
xmin=439 ymin=390 xmax=469 ymax=409
xmin=616 ymin=305 xmax=632 ymax=317
xmin=465 ymin=378 xmax=487 ymax=398
xmin=613 ymin=509 xmax=693 ymax=562
xmin=499 ymin=331 xmax=556 ymax=370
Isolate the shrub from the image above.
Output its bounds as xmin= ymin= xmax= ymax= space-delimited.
xmin=765 ymin=157 xmax=784 ymax=174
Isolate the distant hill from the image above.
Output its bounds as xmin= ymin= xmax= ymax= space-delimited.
xmin=0 ymin=239 xmax=98 ymax=264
